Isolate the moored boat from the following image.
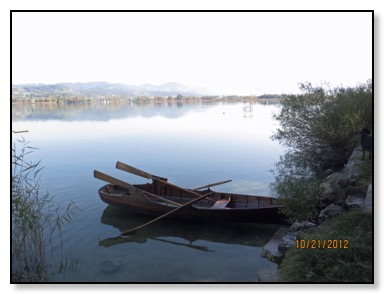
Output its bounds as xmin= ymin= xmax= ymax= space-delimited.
xmin=95 ymin=162 xmax=286 ymax=224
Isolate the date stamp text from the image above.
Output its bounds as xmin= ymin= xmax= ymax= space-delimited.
xmin=295 ymin=239 xmax=349 ymax=249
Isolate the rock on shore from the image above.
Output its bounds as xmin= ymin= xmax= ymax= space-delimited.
xmin=261 ymin=145 xmax=372 ymax=263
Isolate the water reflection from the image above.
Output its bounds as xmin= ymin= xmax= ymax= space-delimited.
xmin=99 ymin=205 xmax=280 ymax=249
xmin=12 ymin=100 xmax=279 ymax=122
xmin=12 ymin=100 xmax=211 ymax=121
xmin=12 ymin=101 xmax=284 ymax=282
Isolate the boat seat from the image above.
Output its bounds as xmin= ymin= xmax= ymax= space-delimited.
xmin=211 ymin=195 xmax=231 ymax=209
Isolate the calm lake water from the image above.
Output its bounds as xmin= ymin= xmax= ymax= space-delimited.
xmin=12 ymin=100 xmax=286 ymax=282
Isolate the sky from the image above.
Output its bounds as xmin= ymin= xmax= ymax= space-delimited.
xmin=11 ymin=11 xmax=372 ymax=95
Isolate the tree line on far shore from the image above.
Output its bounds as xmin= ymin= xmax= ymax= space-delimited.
xmin=12 ymin=93 xmax=285 ymax=104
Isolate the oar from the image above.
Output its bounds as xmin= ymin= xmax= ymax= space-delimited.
xmin=94 ymin=170 xmax=131 ymax=190
xmin=116 ymin=161 xmax=230 ymax=191
xmin=100 ymin=236 xmax=213 ymax=252
xmin=118 ymin=191 xmax=214 ymax=236
xmin=115 ymin=162 xmax=168 ymax=181
xmin=116 ymin=161 xmax=213 ymax=200
xmin=192 ymin=179 xmax=232 ymax=191
xmin=93 ymin=170 xmax=182 ymax=207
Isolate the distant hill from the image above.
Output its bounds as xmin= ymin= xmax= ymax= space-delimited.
xmin=12 ymin=82 xmax=214 ymax=99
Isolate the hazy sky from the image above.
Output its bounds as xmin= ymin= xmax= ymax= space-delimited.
xmin=12 ymin=11 xmax=372 ymax=95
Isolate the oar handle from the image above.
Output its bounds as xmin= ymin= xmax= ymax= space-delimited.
xmin=192 ymin=179 xmax=232 ymax=191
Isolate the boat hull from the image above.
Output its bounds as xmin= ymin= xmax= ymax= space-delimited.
xmin=98 ymin=183 xmax=286 ymax=224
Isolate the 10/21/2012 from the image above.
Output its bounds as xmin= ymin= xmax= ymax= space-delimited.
xmin=295 ymin=239 xmax=349 ymax=249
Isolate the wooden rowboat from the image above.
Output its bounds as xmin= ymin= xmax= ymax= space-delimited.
xmin=95 ymin=163 xmax=286 ymax=225
xmin=98 ymin=182 xmax=284 ymax=224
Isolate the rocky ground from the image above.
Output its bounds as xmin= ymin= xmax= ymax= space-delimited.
xmin=261 ymin=145 xmax=373 ymax=268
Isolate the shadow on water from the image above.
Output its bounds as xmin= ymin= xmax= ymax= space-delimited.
xmin=99 ymin=205 xmax=281 ymax=250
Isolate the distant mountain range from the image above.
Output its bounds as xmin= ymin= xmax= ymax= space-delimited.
xmin=12 ymin=81 xmax=216 ymax=98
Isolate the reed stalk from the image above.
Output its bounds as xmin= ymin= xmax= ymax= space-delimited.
xmin=12 ymin=137 xmax=79 ymax=282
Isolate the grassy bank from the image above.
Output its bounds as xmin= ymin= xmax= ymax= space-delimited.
xmin=278 ymin=209 xmax=372 ymax=282
xmin=278 ymin=157 xmax=373 ymax=283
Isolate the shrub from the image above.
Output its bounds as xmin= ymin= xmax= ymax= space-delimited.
xmin=271 ymin=81 xmax=372 ymax=221
xmin=271 ymin=152 xmax=325 ymax=222
xmin=272 ymin=80 xmax=372 ymax=175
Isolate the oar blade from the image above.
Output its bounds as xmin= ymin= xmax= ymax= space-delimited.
xmin=93 ymin=170 xmax=130 ymax=189
xmin=116 ymin=161 xmax=168 ymax=181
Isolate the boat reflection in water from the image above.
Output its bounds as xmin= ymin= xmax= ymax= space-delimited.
xmin=99 ymin=205 xmax=282 ymax=251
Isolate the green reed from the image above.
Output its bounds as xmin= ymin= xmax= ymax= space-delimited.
xmin=12 ymin=137 xmax=79 ymax=282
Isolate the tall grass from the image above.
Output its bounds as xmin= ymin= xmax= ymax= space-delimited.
xmin=12 ymin=137 xmax=79 ymax=282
